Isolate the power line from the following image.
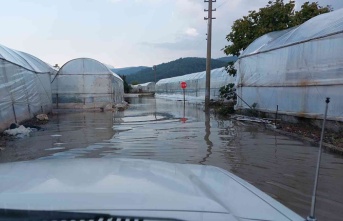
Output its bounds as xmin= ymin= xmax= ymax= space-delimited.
xmin=217 ymin=0 xmax=229 ymax=9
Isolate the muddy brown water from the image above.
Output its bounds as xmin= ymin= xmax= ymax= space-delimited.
xmin=1 ymin=97 xmax=343 ymax=220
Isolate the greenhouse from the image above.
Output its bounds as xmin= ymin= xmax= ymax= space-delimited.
xmin=51 ymin=58 xmax=124 ymax=109
xmin=0 ymin=44 xmax=55 ymax=131
xmin=139 ymin=82 xmax=155 ymax=93
xmin=130 ymin=84 xmax=142 ymax=93
xmin=155 ymin=67 xmax=235 ymax=100
xmin=235 ymin=8 xmax=343 ymax=121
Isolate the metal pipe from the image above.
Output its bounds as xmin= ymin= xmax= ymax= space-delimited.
xmin=275 ymin=105 xmax=279 ymax=125
xmin=183 ymin=88 xmax=185 ymax=105
xmin=56 ymin=94 xmax=59 ymax=108
xmin=234 ymin=91 xmax=253 ymax=109
xmin=11 ymin=103 xmax=17 ymax=123
xmin=307 ymin=97 xmax=330 ymax=221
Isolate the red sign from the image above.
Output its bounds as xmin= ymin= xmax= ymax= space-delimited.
xmin=180 ymin=81 xmax=187 ymax=89
xmin=180 ymin=117 xmax=188 ymax=123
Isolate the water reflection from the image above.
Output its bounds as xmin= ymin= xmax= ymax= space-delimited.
xmin=1 ymin=97 xmax=343 ymax=221
xmin=199 ymin=106 xmax=213 ymax=164
xmin=180 ymin=102 xmax=187 ymax=123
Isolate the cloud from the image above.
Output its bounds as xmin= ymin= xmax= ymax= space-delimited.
xmin=185 ymin=28 xmax=199 ymax=37
xmin=141 ymin=35 xmax=205 ymax=51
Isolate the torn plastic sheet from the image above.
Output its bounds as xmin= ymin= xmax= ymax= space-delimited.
xmin=4 ymin=125 xmax=36 ymax=138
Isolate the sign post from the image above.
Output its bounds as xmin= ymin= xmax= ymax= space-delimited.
xmin=180 ymin=81 xmax=187 ymax=123
xmin=180 ymin=81 xmax=187 ymax=103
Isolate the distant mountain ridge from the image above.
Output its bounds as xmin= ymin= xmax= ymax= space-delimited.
xmin=216 ymin=56 xmax=238 ymax=63
xmin=125 ymin=57 xmax=235 ymax=84
xmin=111 ymin=66 xmax=149 ymax=76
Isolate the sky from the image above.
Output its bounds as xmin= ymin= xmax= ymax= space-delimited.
xmin=0 ymin=0 xmax=342 ymax=68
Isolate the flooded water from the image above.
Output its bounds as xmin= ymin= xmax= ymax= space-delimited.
xmin=1 ymin=97 xmax=343 ymax=220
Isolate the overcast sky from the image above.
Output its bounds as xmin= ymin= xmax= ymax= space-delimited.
xmin=1 ymin=0 xmax=342 ymax=68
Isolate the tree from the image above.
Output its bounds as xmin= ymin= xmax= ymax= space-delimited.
xmin=224 ymin=0 xmax=332 ymax=58
xmin=292 ymin=1 xmax=333 ymax=25
xmin=120 ymin=75 xmax=131 ymax=93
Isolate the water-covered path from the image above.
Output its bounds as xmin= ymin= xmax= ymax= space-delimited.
xmin=1 ymin=97 xmax=343 ymax=220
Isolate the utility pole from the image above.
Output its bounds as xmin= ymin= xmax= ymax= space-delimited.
xmin=204 ymin=0 xmax=215 ymax=108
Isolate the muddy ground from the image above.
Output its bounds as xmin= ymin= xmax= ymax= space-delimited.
xmin=211 ymin=102 xmax=343 ymax=154
xmin=278 ymin=121 xmax=343 ymax=152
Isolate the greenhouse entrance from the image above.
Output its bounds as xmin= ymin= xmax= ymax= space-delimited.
xmin=51 ymin=58 xmax=124 ymax=110
xmin=1 ymin=97 xmax=343 ymax=221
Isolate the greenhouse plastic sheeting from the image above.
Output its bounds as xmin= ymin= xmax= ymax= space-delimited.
xmin=235 ymin=9 xmax=343 ymax=121
xmin=0 ymin=44 xmax=54 ymax=131
xmin=52 ymin=58 xmax=124 ymax=109
xmin=131 ymin=84 xmax=142 ymax=93
xmin=138 ymin=82 xmax=155 ymax=92
xmin=156 ymin=68 xmax=235 ymax=100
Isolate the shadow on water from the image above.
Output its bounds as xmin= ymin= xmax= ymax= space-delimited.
xmin=199 ymin=106 xmax=213 ymax=164
xmin=1 ymin=97 xmax=343 ymax=220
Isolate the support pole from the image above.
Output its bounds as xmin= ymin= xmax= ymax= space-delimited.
xmin=307 ymin=97 xmax=330 ymax=221
xmin=183 ymin=88 xmax=185 ymax=105
xmin=275 ymin=105 xmax=279 ymax=125
xmin=11 ymin=103 xmax=17 ymax=123
xmin=204 ymin=0 xmax=214 ymax=107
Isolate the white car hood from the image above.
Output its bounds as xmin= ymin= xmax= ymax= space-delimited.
xmin=0 ymin=158 xmax=303 ymax=221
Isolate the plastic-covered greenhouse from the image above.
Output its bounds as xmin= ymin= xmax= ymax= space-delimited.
xmin=139 ymin=82 xmax=155 ymax=92
xmin=156 ymin=68 xmax=235 ymax=100
xmin=235 ymin=8 xmax=343 ymax=121
xmin=131 ymin=84 xmax=142 ymax=93
xmin=51 ymin=58 xmax=124 ymax=109
xmin=0 ymin=44 xmax=56 ymax=131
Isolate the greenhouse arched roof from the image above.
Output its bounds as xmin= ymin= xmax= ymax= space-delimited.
xmin=0 ymin=44 xmax=54 ymax=73
xmin=139 ymin=82 xmax=155 ymax=87
xmin=57 ymin=58 xmax=122 ymax=81
xmin=157 ymin=71 xmax=206 ymax=84
xmin=240 ymin=8 xmax=343 ymax=57
xmin=157 ymin=68 xmax=228 ymax=85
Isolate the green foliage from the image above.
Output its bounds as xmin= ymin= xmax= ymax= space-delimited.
xmin=218 ymin=106 xmax=235 ymax=115
xmin=219 ymin=83 xmax=237 ymax=101
xmin=292 ymin=1 xmax=332 ymax=25
xmin=224 ymin=62 xmax=237 ymax=77
xmin=126 ymin=57 xmax=228 ymax=84
xmin=224 ymin=0 xmax=332 ymax=57
xmin=131 ymin=81 xmax=139 ymax=85
xmin=247 ymin=103 xmax=259 ymax=117
xmin=120 ymin=75 xmax=132 ymax=93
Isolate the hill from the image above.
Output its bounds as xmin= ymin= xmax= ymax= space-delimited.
xmin=111 ymin=66 xmax=149 ymax=76
xmin=126 ymin=57 xmax=228 ymax=84
xmin=216 ymin=56 xmax=238 ymax=63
